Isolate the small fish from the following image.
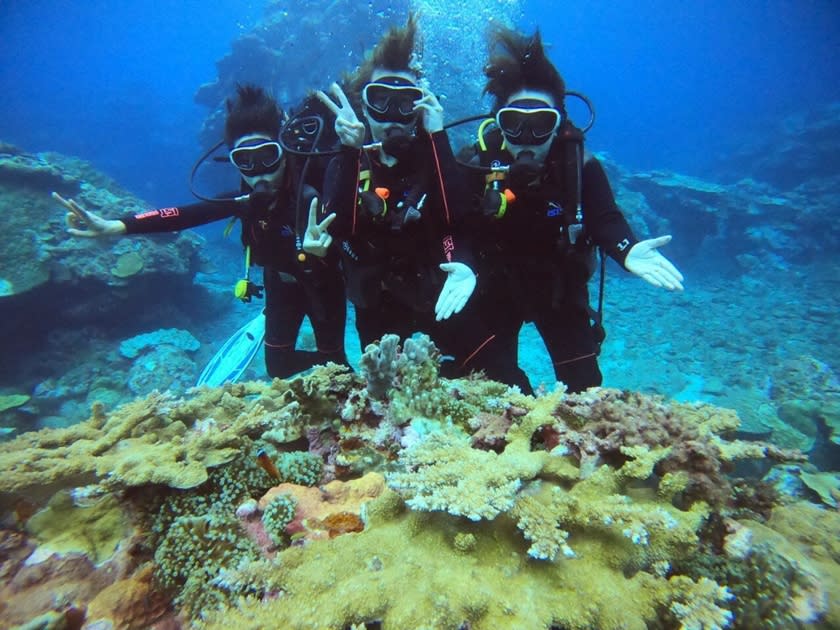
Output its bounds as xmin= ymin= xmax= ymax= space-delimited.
xmin=256 ymin=448 xmax=280 ymax=480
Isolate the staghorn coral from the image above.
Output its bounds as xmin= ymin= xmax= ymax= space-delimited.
xmin=511 ymin=466 xmax=707 ymax=566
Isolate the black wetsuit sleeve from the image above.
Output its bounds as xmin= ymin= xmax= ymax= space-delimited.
xmin=121 ymin=197 xmax=240 ymax=234
xmin=429 ymin=129 xmax=475 ymax=267
xmin=322 ymin=146 xmax=361 ymax=241
xmin=582 ymin=157 xmax=638 ymax=267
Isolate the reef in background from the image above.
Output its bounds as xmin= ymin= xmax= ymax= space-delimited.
xmin=0 ymin=144 xmax=239 ymax=431
xmin=0 ymin=335 xmax=836 ymax=630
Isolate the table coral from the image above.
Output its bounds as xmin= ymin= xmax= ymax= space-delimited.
xmin=0 ymin=378 xmax=310 ymax=509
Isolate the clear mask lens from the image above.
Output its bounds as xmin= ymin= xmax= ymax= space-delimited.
xmin=496 ymin=107 xmax=561 ymax=144
xmin=229 ymin=141 xmax=282 ymax=172
xmin=363 ymin=83 xmax=423 ymax=122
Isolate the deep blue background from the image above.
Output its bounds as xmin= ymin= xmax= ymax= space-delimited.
xmin=531 ymin=0 xmax=840 ymax=174
xmin=1 ymin=0 xmax=838 ymax=207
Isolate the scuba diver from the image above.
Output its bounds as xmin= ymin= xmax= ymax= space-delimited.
xmin=304 ymin=14 xmax=477 ymax=356
xmin=53 ymin=84 xmax=349 ymax=381
xmin=457 ymin=26 xmax=684 ymax=394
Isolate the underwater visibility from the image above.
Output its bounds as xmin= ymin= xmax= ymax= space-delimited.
xmin=0 ymin=1 xmax=838 ymax=628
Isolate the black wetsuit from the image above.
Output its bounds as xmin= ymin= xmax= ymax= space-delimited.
xmin=121 ymin=168 xmax=347 ymax=379
xmin=324 ymin=130 xmax=469 ymax=357
xmin=460 ymin=141 xmax=637 ymax=394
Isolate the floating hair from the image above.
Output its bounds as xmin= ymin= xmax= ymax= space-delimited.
xmin=484 ymin=26 xmax=565 ymax=114
xmin=346 ymin=13 xmax=422 ymax=103
xmin=224 ymin=84 xmax=284 ymax=146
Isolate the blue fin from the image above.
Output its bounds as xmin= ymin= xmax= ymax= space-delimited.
xmin=196 ymin=312 xmax=265 ymax=387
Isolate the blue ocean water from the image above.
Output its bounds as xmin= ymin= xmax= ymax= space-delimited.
xmin=2 ymin=1 xmax=838 ymax=199
xmin=1 ymin=2 xmax=839 ymax=627
xmin=0 ymin=0 xmax=836 ymax=403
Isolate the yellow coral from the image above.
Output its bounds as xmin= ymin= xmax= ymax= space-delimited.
xmin=0 ymin=380 xmax=307 ymax=511
xmin=110 ymin=251 xmax=144 ymax=278
xmin=25 ymin=490 xmax=133 ymax=564
xmin=387 ymin=428 xmax=545 ymax=520
xmin=199 ymin=490 xmax=666 ymax=630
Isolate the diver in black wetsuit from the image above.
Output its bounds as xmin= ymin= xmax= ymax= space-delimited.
xmin=303 ymin=15 xmax=477 ymax=357
xmin=457 ymin=27 xmax=684 ymax=394
xmin=54 ymin=85 xmax=348 ymax=380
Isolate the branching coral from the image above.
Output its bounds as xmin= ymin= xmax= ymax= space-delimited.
xmin=511 ymin=466 xmax=707 ymax=566
xmin=666 ymin=576 xmax=734 ymax=630
xmin=386 ymin=428 xmax=545 ymax=521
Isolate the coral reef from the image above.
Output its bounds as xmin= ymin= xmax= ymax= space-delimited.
xmin=0 ymin=146 xmax=206 ymax=296
xmin=0 ymin=354 xmax=834 ymax=629
xmin=0 ymin=377 xmax=315 ymax=510
xmin=261 ymin=493 xmax=297 ymax=546
xmin=118 ymin=327 xmax=201 ymax=359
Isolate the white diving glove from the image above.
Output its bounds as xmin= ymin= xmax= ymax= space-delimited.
xmin=624 ymin=235 xmax=684 ymax=291
xmin=435 ymin=262 xmax=476 ymax=321
xmin=302 ymin=197 xmax=336 ymax=258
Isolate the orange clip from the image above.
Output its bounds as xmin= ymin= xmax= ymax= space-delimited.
xmin=503 ymin=189 xmax=516 ymax=203
xmin=374 ymin=187 xmax=390 ymax=200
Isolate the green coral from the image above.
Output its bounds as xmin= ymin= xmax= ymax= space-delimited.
xmin=154 ymin=511 xmax=260 ymax=617
xmin=149 ymin=455 xmax=274 ymax=541
xmin=0 ymin=393 xmax=29 ymax=412
xmin=262 ymin=493 xmax=297 ymax=546
xmin=275 ymin=450 xmax=323 ymax=486
xmin=25 ymin=490 xmax=132 ymax=564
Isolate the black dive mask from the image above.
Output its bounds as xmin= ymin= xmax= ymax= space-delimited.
xmin=230 ymin=140 xmax=283 ymax=176
xmin=508 ymin=151 xmax=544 ymax=189
xmin=381 ymin=125 xmax=417 ymax=161
xmin=363 ymin=77 xmax=422 ymax=124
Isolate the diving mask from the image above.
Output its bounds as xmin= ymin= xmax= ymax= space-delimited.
xmin=496 ymin=103 xmax=561 ymax=146
xmin=362 ymin=78 xmax=423 ymax=124
xmin=229 ymin=141 xmax=283 ymax=175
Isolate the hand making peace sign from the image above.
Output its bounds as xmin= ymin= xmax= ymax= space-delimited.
xmin=315 ymin=82 xmax=366 ymax=149
xmin=301 ymin=197 xmax=337 ymax=258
